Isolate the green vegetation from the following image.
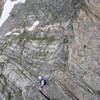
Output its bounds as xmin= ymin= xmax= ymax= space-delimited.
xmin=19 ymin=20 xmax=26 ymax=28
xmin=17 ymin=89 xmax=22 ymax=96
xmin=0 ymin=74 xmax=7 ymax=93
xmin=47 ymin=36 xmax=56 ymax=43
xmin=0 ymin=62 xmax=4 ymax=68
xmin=18 ymin=31 xmax=28 ymax=44
xmin=0 ymin=39 xmax=12 ymax=55
xmin=0 ymin=42 xmax=8 ymax=54
xmin=0 ymin=74 xmax=6 ymax=84
xmin=8 ymin=92 xmax=11 ymax=100
xmin=2 ymin=85 xmax=5 ymax=93
xmin=18 ymin=31 xmax=56 ymax=45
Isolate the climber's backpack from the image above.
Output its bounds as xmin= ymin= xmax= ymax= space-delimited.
xmin=42 ymin=76 xmax=47 ymax=85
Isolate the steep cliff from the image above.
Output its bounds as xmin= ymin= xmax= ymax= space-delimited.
xmin=0 ymin=0 xmax=100 ymax=100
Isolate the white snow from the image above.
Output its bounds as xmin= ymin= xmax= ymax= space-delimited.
xmin=13 ymin=32 xmax=20 ymax=35
xmin=20 ymin=28 xmax=24 ymax=33
xmin=4 ymin=28 xmax=22 ymax=37
xmin=4 ymin=31 xmax=12 ymax=36
xmin=26 ymin=20 xmax=39 ymax=31
xmin=0 ymin=0 xmax=26 ymax=27
xmin=5 ymin=31 xmax=20 ymax=37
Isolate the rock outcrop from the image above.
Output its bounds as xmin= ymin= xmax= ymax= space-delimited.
xmin=0 ymin=0 xmax=100 ymax=100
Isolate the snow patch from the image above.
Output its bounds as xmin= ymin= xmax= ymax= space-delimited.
xmin=0 ymin=0 xmax=26 ymax=27
xmin=5 ymin=31 xmax=20 ymax=37
xmin=13 ymin=32 xmax=20 ymax=35
xmin=4 ymin=31 xmax=12 ymax=36
xmin=26 ymin=20 xmax=39 ymax=31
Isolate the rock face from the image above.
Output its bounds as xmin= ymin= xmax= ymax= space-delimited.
xmin=0 ymin=0 xmax=100 ymax=100
xmin=0 ymin=0 xmax=4 ymax=16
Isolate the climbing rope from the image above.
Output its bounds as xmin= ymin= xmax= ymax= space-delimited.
xmin=39 ymin=89 xmax=51 ymax=100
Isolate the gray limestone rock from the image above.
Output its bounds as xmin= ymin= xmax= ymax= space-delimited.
xmin=0 ymin=0 xmax=100 ymax=100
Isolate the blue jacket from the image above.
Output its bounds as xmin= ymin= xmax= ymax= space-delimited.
xmin=40 ymin=76 xmax=47 ymax=88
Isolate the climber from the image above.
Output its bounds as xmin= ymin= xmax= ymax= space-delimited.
xmin=38 ymin=76 xmax=47 ymax=90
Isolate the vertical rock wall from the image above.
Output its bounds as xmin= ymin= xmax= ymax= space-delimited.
xmin=0 ymin=0 xmax=100 ymax=100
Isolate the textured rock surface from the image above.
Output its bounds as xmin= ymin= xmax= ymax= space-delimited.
xmin=0 ymin=0 xmax=100 ymax=100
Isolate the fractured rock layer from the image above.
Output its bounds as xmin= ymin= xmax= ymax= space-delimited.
xmin=0 ymin=0 xmax=100 ymax=100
